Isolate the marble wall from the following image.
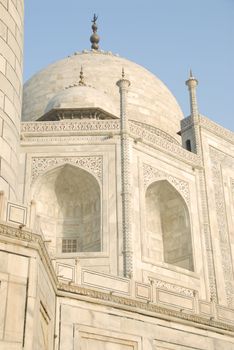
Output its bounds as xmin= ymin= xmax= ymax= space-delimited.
xmin=0 ymin=0 xmax=24 ymax=201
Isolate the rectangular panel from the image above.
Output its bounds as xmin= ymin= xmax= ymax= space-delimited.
xmin=4 ymin=282 xmax=27 ymax=342
xmin=199 ymin=301 xmax=212 ymax=316
xmin=56 ymin=263 xmax=75 ymax=281
xmin=135 ymin=282 xmax=151 ymax=300
xmin=157 ymin=290 xmax=194 ymax=310
xmin=217 ymin=305 xmax=234 ymax=324
xmin=82 ymin=270 xmax=130 ymax=294
xmin=6 ymin=202 xmax=27 ymax=225
xmin=75 ymin=326 xmax=140 ymax=350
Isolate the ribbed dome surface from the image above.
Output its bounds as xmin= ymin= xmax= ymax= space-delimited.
xmin=22 ymin=51 xmax=183 ymax=140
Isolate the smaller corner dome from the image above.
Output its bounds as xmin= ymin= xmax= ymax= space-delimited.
xmin=44 ymin=85 xmax=118 ymax=116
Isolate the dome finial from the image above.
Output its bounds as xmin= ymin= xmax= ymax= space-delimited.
xmin=79 ymin=66 xmax=86 ymax=86
xmin=90 ymin=14 xmax=100 ymax=50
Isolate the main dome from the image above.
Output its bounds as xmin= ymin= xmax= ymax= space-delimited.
xmin=22 ymin=51 xmax=183 ymax=140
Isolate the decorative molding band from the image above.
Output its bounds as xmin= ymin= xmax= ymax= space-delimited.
xmin=210 ymin=146 xmax=234 ymax=307
xmin=130 ymin=120 xmax=179 ymax=145
xmin=21 ymin=136 xmax=108 ymax=144
xmin=129 ymin=122 xmax=201 ymax=167
xmin=153 ymin=279 xmax=194 ymax=298
xmin=143 ymin=163 xmax=190 ymax=205
xmin=21 ymin=119 xmax=120 ymax=133
xmin=31 ymin=156 xmax=103 ymax=183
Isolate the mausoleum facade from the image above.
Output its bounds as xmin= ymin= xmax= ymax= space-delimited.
xmin=0 ymin=3 xmax=234 ymax=349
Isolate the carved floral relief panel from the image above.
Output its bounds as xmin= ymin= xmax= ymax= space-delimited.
xmin=31 ymin=156 xmax=103 ymax=184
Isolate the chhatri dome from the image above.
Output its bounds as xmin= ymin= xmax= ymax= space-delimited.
xmin=22 ymin=16 xmax=184 ymax=142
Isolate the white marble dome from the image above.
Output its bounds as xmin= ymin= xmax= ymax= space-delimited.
xmin=22 ymin=50 xmax=184 ymax=140
xmin=44 ymin=85 xmax=118 ymax=116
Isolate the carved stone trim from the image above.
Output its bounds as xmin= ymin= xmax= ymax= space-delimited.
xmin=22 ymin=136 xmax=108 ymax=144
xmin=198 ymin=169 xmax=218 ymax=303
xmin=130 ymin=120 xmax=179 ymax=145
xmin=129 ymin=122 xmax=201 ymax=167
xmin=21 ymin=119 xmax=120 ymax=133
xmin=143 ymin=163 xmax=190 ymax=205
xmin=31 ymin=156 xmax=103 ymax=183
xmin=153 ymin=279 xmax=194 ymax=297
xmin=210 ymin=147 xmax=234 ymax=307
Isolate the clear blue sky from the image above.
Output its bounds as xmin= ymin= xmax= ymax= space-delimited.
xmin=24 ymin=0 xmax=234 ymax=131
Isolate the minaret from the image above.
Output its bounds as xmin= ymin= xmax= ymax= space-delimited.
xmin=0 ymin=0 xmax=24 ymax=203
xmin=182 ymin=70 xmax=201 ymax=155
xmin=116 ymin=69 xmax=133 ymax=278
xmin=186 ymin=69 xmax=199 ymax=119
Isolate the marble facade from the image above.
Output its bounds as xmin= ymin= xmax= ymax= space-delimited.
xmin=0 ymin=1 xmax=234 ymax=349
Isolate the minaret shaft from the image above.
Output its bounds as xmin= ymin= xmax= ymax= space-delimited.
xmin=186 ymin=75 xmax=199 ymax=119
xmin=116 ymin=76 xmax=133 ymax=278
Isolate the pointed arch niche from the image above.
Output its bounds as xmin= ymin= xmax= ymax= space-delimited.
xmin=33 ymin=164 xmax=101 ymax=255
xmin=145 ymin=180 xmax=194 ymax=271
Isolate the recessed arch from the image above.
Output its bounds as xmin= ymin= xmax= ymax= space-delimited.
xmin=145 ymin=179 xmax=194 ymax=271
xmin=33 ymin=164 xmax=101 ymax=255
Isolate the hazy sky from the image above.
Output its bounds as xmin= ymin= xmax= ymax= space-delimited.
xmin=24 ymin=0 xmax=234 ymax=131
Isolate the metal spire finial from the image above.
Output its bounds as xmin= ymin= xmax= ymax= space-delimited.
xmin=122 ymin=67 xmax=125 ymax=79
xmin=79 ymin=66 xmax=86 ymax=86
xmin=90 ymin=14 xmax=100 ymax=50
xmin=189 ymin=69 xmax=193 ymax=78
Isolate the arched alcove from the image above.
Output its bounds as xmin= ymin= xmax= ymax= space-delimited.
xmin=145 ymin=180 xmax=194 ymax=271
xmin=33 ymin=164 xmax=101 ymax=255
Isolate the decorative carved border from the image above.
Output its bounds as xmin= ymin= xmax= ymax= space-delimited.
xmin=129 ymin=122 xmax=201 ymax=167
xmin=198 ymin=169 xmax=218 ymax=303
xmin=142 ymin=163 xmax=190 ymax=205
xmin=153 ymin=279 xmax=194 ymax=298
xmin=210 ymin=147 xmax=234 ymax=307
xmin=130 ymin=120 xmax=179 ymax=145
xmin=21 ymin=119 xmax=120 ymax=133
xmin=31 ymin=156 xmax=103 ymax=183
